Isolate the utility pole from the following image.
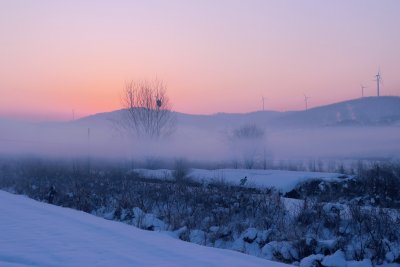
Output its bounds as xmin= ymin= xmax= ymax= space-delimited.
xmin=262 ymin=96 xmax=265 ymax=111
xmin=87 ymin=128 xmax=91 ymax=174
xmin=361 ymin=85 xmax=367 ymax=97
xmin=303 ymin=94 xmax=310 ymax=111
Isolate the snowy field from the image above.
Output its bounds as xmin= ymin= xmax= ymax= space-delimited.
xmin=134 ymin=168 xmax=346 ymax=192
xmin=0 ymin=190 xmax=289 ymax=267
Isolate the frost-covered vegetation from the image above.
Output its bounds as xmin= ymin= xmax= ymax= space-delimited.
xmin=286 ymin=163 xmax=400 ymax=208
xmin=0 ymin=158 xmax=399 ymax=266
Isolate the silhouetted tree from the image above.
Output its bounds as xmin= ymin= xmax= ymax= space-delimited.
xmin=122 ymin=79 xmax=176 ymax=139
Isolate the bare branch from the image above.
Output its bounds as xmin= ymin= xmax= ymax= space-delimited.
xmin=122 ymin=79 xmax=176 ymax=139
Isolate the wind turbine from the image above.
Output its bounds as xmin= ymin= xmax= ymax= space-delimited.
xmin=303 ymin=94 xmax=311 ymax=110
xmin=360 ymin=84 xmax=367 ymax=98
xmin=374 ymin=70 xmax=382 ymax=97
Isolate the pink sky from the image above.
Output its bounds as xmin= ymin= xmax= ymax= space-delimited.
xmin=1 ymin=0 xmax=400 ymax=121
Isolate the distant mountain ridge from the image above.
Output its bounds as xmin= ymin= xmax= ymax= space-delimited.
xmin=271 ymin=96 xmax=400 ymax=127
xmin=74 ymin=96 xmax=400 ymax=129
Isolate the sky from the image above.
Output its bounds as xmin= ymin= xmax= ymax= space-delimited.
xmin=1 ymin=0 xmax=400 ymax=121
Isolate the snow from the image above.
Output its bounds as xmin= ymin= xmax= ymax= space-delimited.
xmin=321 ymin=250 xmax=346 ymax=267
xmin=190 ymin=230 xmax=207 ymax=245
xmin=0 ymin=190 xmax=290 ymax=267
xmin=346 ymin=260 xmax=400 ymax=267
xmin=231 ymin=228 xmax=261 ymax=255
xmin=261 ymin=241 xmax=298 ymax=262
xmin=135 ymin=168 xmax=345 ymax=192
xmin=242 ymin=228 xmax=258 ymax=242
xmin=131 ymin=207 xmax=167 ymax=231
xmin=299 ymin=254 xmax=324 ymax=267
xmin=347 ymin=259 xmax=373 ymax=267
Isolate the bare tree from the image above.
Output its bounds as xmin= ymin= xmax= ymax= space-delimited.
xmin=122 ymin=79 xmax=176 ymax=139
xmin=228 ymin=123 xmax=266 ymax=169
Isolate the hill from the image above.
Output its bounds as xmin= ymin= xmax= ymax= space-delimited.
xmin=272 ymin=96 xmax=400 ymax=127
xmin=71 ymin=109 xmax=283 ymax=130
xmin=71 ymin=96 xmax=400 ymax=129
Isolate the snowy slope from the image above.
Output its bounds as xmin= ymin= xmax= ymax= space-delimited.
xmin=0 ymin=190 xmax=289 ymax=267
xmin=135 ymin=168 xmax=345 ymax=192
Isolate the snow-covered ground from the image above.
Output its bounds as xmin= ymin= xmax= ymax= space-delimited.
xmin=0 ymin=190 xmax=289 ymax=267
xmin=135 ymin=168 xmax=346 ymax=192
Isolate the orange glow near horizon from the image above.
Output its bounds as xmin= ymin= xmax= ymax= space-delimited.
xmin=1 ymin=1 xmax=400 ymax=121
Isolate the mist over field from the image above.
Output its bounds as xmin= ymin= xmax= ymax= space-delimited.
xmin=1 ymin=97 xmax=399 ymax=166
